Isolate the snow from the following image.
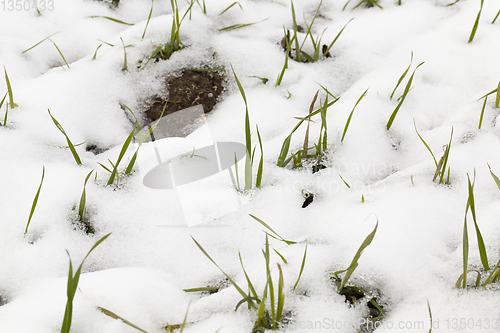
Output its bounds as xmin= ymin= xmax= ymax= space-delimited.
xmin=1 ymin=0 xmax=500 ymax=332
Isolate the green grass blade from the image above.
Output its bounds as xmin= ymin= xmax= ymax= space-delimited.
xmin=341 ymin=88 xmax=368 ymax=142
xmin=496 ymin=81 xmax=500 ymax=108
xmin=0 ymin=92 xmax=7 ymax=126
xmin=62 ymin=233 xmax=111 ymax=333
xmin=427 ymin=300 xmax=433 ymax=333
xmin=24 ymin=166 xmax=45 ymax=236
xmin=263 ymin=236 xmax=276 ymax=327
xmin=336 ymin=221 xmax=378 ymax=291
xmin=183 ymin=286 xmax=220 ymax=292
xmin=48 ymin=39 xmax=70 ymax=69
xmin=4 ymin=67 xmax=15 ymax=108
xmin=387 ymin=62 xmax=424 ymax=130
xmin=477 ymin=88 xmax=498 ymax=101
xmin=276 ymin=263 xmax=285 ymax=323
xmin=292 ymin=243 xmax=307 ymax=292
xmin=462 ymin=200 xmax=469 ymax=289
xmin=487 ymin=163 xmax=500 ymax=190
xmin=438 ymin=127 xmax=453 ymax=184
xmin=390 ymin=51 xmax=413 ymax=100
xmin=339 ymin=174 xmax=350 ymax=188
xmin=256 ymin=126 xmax=264 ymax=188
xmin=120 ymin=37 xmax=127 ymax=71
xmin=98 ymin=307 xmax=149 ymax=333
xmin=291 ymin=0 xmax=301 ymax=62
xmin=274 ymin=249 xmax=288 ymax=264
xmin=478 ymin=95 xmax=487 ymax=129
xmin=107 ymin=126 xmax=135 ymax=185
xmin=468 ymin=0 xmax=484 ymax=43
xmin=48 ymin=110 xmax=82 ymax=165
xmin=238 ymin=252 xmax=259 ymax=299
xmin=249 ymin=214 xmax=296 ymax=245
xmin=220 ymin=1 xmax=242 ymax=15
xmin=323 ymin=18 xmax=353 ymax=57
xmin=467 ymin=174 xmax=489 ymax=271
xmin=276 ymin=29 xmax=296 ymax=87
xmin=88 ymin=16 xmax=134 ymax=25
xmin=92 ymin=44 xmax=103 ymax=60
xmin=483 ymin=258 xmax=500 ymax=286
xmin=142 ymin=0 xmax=154 ymax=39
xmin=219 ymin=19 xmax=268 ymax=32
xmin=413 ymin=119 xmax=438 ymax=167
xmin=78 ymin=171 xmax=93 ymax=223
xmin=22 ymin=32 xmax=59 ymax=53
xmin=493 ymin=9 xmax=500 ymax=24
xmin=191 ymin=236 xmax=251 ymax=304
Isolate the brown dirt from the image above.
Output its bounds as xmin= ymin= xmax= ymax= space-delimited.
xmin=145 ymin=69 xmax=225 ymax=122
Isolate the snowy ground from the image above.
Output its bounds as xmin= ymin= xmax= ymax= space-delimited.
xmin=1 ymin=0 xmax=500 ymax=332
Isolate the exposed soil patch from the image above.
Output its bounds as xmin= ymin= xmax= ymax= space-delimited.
xmin=144 ymin=69 xmax=225 ymax=122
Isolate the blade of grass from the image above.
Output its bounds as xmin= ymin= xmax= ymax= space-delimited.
xmin=263 ymin=235 xmax=276 ymax=327
xmin=107 ymin=125 xmax=135 ymax=185
xmin=61 ymin=233 xmax=111 ymax=333
xmin=191 ymin=236 xmax=255 ymax=307
xmin=120 ymin=37 xmax=127 ymax=71
xmin=468 ymin=0 xmax=484 ymax=43
xmin=438 ymin=127 xmax=453 ymax=184
xmin=303 ymin=91 xmax=319 ymax=158
xmin=250 ymin=214 xmax=296 ymax=245
xmin=339 ymin=174 xmax=350 ymax=188
xmin=477 ymin=87 xmax=498 ymax=101
xmin=142 ymin=0 xmax=154 ymax=39
xmin=292 ymin=243 xmax=307 ymax=292
xmin=467 ymin=173 xmax=489 ymax=271
xmin=220 ymin=2 xmax=242 ymax=15
xmin=493 ymin=9 xmax=500 ymax=24
xmin=256 ymin=126 xmax=264 ymax=188
xmin=478 ymin=95 xmax=487 ymax=129
xmin=427 ymin=300 xmax=433 ymax=333
xmin=88 ymin=16 xmax=134 ymax=25
xmin=98 ymin=307 xmax=149 ymax=333
xmin=413 ymin=119 xmax=438 ymax=168
xmin=0 ymin=93 xmax=7 ymax=126
xmin=291 ymin=0 xmax=301 ymax=62
xmin=487 ymin=163 xmax=500 ymax=190
xmin=4 ymin=67 xmax=15 ymax=108
xmin=22 ymin=32 xmax=59 ymax=53
xmin=322 ymin=18 xmax=353 ymax=57
xmin=387 ymin=62 xmax=424 ymax=130
xmin=239 ymin=252 xmax=259 ymax=300
xmin=274 ymin=249 xmax=288 ymax=264
xmin=496 ymin=81 xmax=500 ymax=108
xmin=78 ymin=170 xmax=93 ymax=223
xmin=219 ymin=19 xmax=268 ymax=31
xmin=335 ymin=221 xmax=378 ymax=291
xmin=341 ymin=88 xmax=368 ymax=142
xmin=92 ymin=44 xmax=103 ymax=60
xmin=48 ymin=38 xmax=70 ymax=69
xmin=24 ymin=166 xmax=45 ymax=236
xmin=276 ymin=263 xmax=285 ymax=324
xmin=48 ymin=110 xmax=82 ymax=165
xmin=390 ymin=51 xmax=413 ymax=100
xmin=276 ymin=28 xmax=296 ymax=86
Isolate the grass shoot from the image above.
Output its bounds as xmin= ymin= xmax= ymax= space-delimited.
xmin=98 ymin=307 xmax=149 ymax=333
xmin=61 ymin=233 xmax=111 ymax=333
xmin=249 ymin=214 xmax=296 ymax=245
xmin=334 ymin=220 xmax=378 ymax=291
xmin=0 ymin=93 xmax=8 ymax=126
xmin=413 ymin=119 xmax=438 ymax=167
xmin=24 ymin=166 xmax=45 ymax=236
xmin=341 ymin=88 xmax=368 ymax=142
xmin=120 ymin=37 xmax=127 ymax=71
xmin=48 ymin=110 xmax=82 ymax=165
xmin=432 ymin=128 xmax=453 ymax=184
xmin=468 ymin=0 xmax=484 ymax=43
xmin=142 ymin=0 xmax=154 ymax=39
xmin=387 ymin=61 xmax=424 ymax=130
xmin=219 ymin=2 xmax=242 ymax=15
xmin=4 ymin=67 xmax=16 ymax=108
xmin=390 ymin=52 xmax=413 ymax=100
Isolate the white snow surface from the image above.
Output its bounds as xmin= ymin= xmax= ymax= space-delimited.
xmin=1 ymin=0 xmax=500 ymax=332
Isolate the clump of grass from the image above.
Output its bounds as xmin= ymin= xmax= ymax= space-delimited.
xmin=468 ymin=0 xmax=484 ymax=43
xmin=192 ymin=234 xmax=305 ymax=332
xmin=387 ymin=59 xmax=424 ymax=130
xmin=24 ymin=166 xmax=45 ymax=236
xmin=289 ymin=1 xmax=352 ymax=63
xmin=432 ymin=128 xmax=453 ymax=184
xmin=456 ymin=173 xmax=490 ymax=289
xmin=48 ymin=110 xmax=82 ymax=166
xmin=232 ymin=66 xmax=264 ymax=191
xmin=61 ymin=233 xmax=111 ymax=333
xmin=341 ymin=88 xmax=368 ymax=143
xmin=277 ymin=89 xmax=339 ymax=168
